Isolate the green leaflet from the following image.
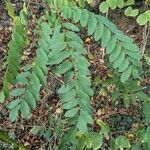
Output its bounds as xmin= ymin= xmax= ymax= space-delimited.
xmin=66 ymin=31 xmax=83 ymax=44
xmin=13 ymin=33 xmax=25 ymax=47
xmin=106 ymin=36 xmax=117 ymax=54
xmin=27 ymin=85 xmax=40 ymax=102
xmin=143 ymin=127 xmax=150 ymax=148
xmin=33 ymin=65 xmax=46 ymax=85
xmin=51 ymin=25 xmax=61 ymax=39
xmin=143 ymin=102 xmax=150 ymax=122
xmin=27 ymin=73 xmax=41 ymax=100
xmin=5 ymin=71 xmax=15 ymax=83
xmin=64 ymin=71 xmax=74 ymax=83
xmin=99 ymin=1 xmax=109 ymax=13
xmin=128 ymin=57 xmax=142 ymax=68
xmin=69 ymin=41 xmax=87 ymax=54
xmin=8 ymin=45 xmax=21 ymax=57
xmin=73 ymin=53 xmax=90 ymax=68
xmin=101 ymin=27 xmax=111 ymax=48
xmin=115 ymin=135 xmax=130 ymax=149
xmin=40 ymin=31 xmax=51 ymax=44
xmin=113 ymin=50 xmax=125 ymax=69
xmin=72 ymin=7 xmax=81 ymax=23
xmin=58 ymin=84 xmax=73 ymax=94
xmin=64 ymin=22 xmax=80 ymax=32
xmin=107 ymin=0 xmax=117 ymax=9
xmin=78 ymin=97 xmax=91 ymax=114
xmin=132 ymin=68 xmax=141 ymax=79
xmin=54 ymin=60 xmax=72 ymax=75
xmin=77 ymin=79 xmax=93 ymax=96
xmin=35 ymin=59 xmax=47 ymax=75
xmin=94 ymin=22 xmax=104 ymax=41
xmin=48 ymin=50 xmax=72 ymax=65
xmin=60 ymin=89 xmax=77 ymax=102
xmin=72 ymin=55 xmax=90 ymax=75
xmin=77 ymin=89 xmax=91 ymax=101
xmin=121 ymin=66 xmax=132 ymax=83
xmin=77 ymin=83 xmax=93 ymax=96
xmin=7 ymin=99 xmax=21 ymax=109
xmin=62 ymin=100 xmax=78 ymax=110
xmin=36 ymin=48 xmax=48 ymax=63
xmin=48 ymin=41 xmax=67 ymax=59
xmin=96 ymin=15 xmax=118 ymax=34
xmin=125 ymin=50 xmax=141 ymax=60
xmin=88 ymin=14 xmax=97 ymax=36
xmin=80 ymin=109 xmax=93 ymax=124
xmin=2 ymin=81 xmax=9 ymax=98
xmin=41 ymin=22 xmax=52 ymax=35
xmin=13 ymin=23 xmax=26 ymax=39
xmin=77 ymin=73 xmax=91 ymax=86
xmin=7 ymin=66 xmax=18 ymax=80
xmin=20 ymin=100 xmax=30 ymax=118
xmin=10 ymin=88 xmax=25 ymax=97
xmin=29 ymin=73 xmax=41 ymax=90
xmin=7 ymin=56 xmax=20 ymax=73
xmin=24 ymin=90 xmax=36 ymax=109
xmin=38 ymin=39 xmax=48 ymax=52
xmin=89 ymin=132 xmax=103 ymax=150
xmin=6 ymin=0 xmax=15 ymax=18
xmin=121 ymin=42 xmax=139 ymax=52
xmin=125 ymin=6 xmax=139 ymax=17
xmin=118 ymin=58 xmax=129 ymax=72
xmin=75 ymin=62 xmax=89 ymax=75
xmin=117 ymin=0 xmax=125 ymax=8
xmin=64 ymin=108 xmax=79 ymax=118
xmin=62 ymin=6 xmax=72 ymax=19
xmin=78 ymin=115 xmax=88 ymax=134
xmin=115 ymin=33 xmax=133 ymax=43
xmin=79 ymin=0 xmax=86 ymax=7
xmin=9 ymin=105 xmax=20 ymax=122
xmin=80 ymin=9 xmax=89 ymax=27
xmin=97 ymin=119 xmax=110 ymax=135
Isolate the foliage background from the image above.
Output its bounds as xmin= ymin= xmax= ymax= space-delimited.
xmin=0 ymin=0 xmax=150 ymax=149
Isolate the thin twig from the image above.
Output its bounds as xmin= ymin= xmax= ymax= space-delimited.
xmin=141 ymin=23 xmax=150 ymax=56
xmin=49 ymin=71 xmax=64 ymax=84
xmin=26 ymin=0 xmax=31 ymax=10
xmin=106 ymin=9 xmax=109 ymax=18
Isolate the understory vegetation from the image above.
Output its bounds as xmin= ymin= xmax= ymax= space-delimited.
xmin=0 ymin=0 xmax=150 ymax=149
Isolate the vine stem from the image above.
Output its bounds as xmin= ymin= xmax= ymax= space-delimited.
xmin=141 ymin=23 xmax=150 ymax=56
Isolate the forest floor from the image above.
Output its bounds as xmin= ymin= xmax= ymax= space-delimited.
xmin=0 ymin=1 xmax=150 ymax=149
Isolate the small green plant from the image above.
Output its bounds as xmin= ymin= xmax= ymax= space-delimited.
xmin=99 ymin=0 xmax=150 ymax=25
xmin=137 ymin=10 xmax=150 ymax=25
